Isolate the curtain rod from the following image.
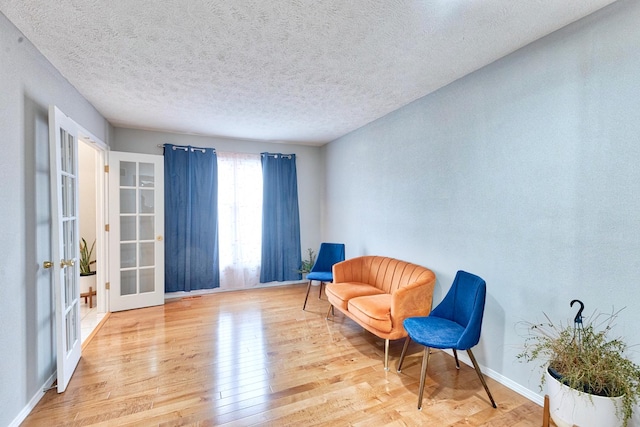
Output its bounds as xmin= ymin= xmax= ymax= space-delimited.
xmin=261 ymin=153 xmax=293 ymax=159
xmin=158 ymin=144 xmax=214 ymax=153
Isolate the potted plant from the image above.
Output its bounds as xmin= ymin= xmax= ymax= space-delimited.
xmin=79 ymin=238 xmax=96 ymax=297
xmin=298 ymin=248 xmax=316 ymax=276
xmin=80 ymin=237 xmax=96 ymax=276
xmin=518 ymin=300 xmax=640 ymax=427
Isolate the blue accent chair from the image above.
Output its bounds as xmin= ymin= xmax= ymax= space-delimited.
xmin=302 ymin=243 xmax=345 ymax=310
xmin=397 ymin=270 xmax=496 ymax=410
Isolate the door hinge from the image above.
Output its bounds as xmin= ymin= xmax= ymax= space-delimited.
xmin=105 ymin=282 xmax=110 ymax=290
xmin=105 ymin=224 xmax=109 ymax=232
xmin=104 ymin=165 xmax=109 ymax=173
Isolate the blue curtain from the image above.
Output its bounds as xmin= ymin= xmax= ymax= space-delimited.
xmin=164 ymin=144 xmax=219 ymax=292
xmin=260 ymin=153 xmax=302 ymax=282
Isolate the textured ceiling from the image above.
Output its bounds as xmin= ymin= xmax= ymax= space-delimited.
xmin=1 ymin=0 xmax=617 ymax=145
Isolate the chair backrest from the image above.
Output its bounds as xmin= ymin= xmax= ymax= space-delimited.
xmin=310 ymin=243 xmax=345 ymax=274
xmin=430 ymin=270 xmax=487 ymax=350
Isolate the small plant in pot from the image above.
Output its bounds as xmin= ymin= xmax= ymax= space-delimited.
xmin=297 ymin=248 xmax=316 ymax=276
xmin=79 ymin=238 xmax=96 ymax=276
xmin=517 ymin=300 xmax=640 ymax=427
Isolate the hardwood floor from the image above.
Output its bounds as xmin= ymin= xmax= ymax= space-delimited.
xmin=23 ymin=284 xmax=542 ymax=426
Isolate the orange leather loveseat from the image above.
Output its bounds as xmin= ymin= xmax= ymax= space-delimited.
xmin=325 ymin=256 xmax=436 ymax=370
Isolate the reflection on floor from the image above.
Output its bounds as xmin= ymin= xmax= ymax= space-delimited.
xmin=23 ymin=284 xmax=543 ymax=426
xmin=80 ymin=301 xmax=105 ymax=344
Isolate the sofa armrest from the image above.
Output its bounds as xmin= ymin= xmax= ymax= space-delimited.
xmin=332 ymin=259 xmax=351 ymax=283
xmin=390 ymin=279 xmax=435 ymax=326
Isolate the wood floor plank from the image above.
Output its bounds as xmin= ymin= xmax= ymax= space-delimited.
xmin=22 ymin=284 xmax=543 ymax=426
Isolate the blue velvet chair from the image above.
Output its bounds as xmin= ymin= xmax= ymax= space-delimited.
xmin=302 ymin=243 xmax=345 ymax=310
xmin=397 ymin=270 xmax=496 ymax=410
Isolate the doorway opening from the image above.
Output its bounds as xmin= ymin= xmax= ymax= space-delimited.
xmin=78 ymin=137 xmax=107 ymax=343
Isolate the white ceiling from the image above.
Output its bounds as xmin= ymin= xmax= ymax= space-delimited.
xmin=1 ymin=0 xmax=617 ymax=145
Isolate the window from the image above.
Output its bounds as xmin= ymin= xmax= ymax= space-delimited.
xmin=217 ymin=152 xmax=263 ymax=289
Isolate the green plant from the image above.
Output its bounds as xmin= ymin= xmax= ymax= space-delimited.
xmin=298 ymin=248 xmax=316 ymax=274
xmin=79 ymin=238 xmax=96 ymax=275
xmin=517 ymin=306 xmax=640 ymax=426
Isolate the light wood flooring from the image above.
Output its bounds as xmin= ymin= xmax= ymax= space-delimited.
xmin=22 ymin=284 xmax=542 ymax=426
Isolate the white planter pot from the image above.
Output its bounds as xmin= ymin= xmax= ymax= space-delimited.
xmin=80 ymin=273 xmax=96 ymax=295
xmin=546 ymin=369 xmax=623 ymax=427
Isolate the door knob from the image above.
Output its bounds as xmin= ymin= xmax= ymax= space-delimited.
xmin=43 ymin=261 xmax=53 ymax=269
xmin=60 ymin=259 xmax=75 ymax=268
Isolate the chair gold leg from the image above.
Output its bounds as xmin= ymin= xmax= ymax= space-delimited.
xmin=397 ymin=337 xmax=411 ymax=372
xmin=453 ymin=349 xmax=460 ymax=369
xmin=417 ymin=346 xmax=431 ymax=410
xmin=384 ymin=339 xmax=390 ymax=371
xmin=302 ymin=280 xmax=313 ymax=310
xmin=318 ymin=281 xmax=324 ymax=299
xmin=466 ymin=349 xmax=497 ymax=408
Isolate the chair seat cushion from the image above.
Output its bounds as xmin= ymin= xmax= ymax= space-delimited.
xmin=306 ymin=271 xmax=333 ymax=282
xmin=325 ymin=282 xmax=386 ymax=310
xmin=403 ymin=316 xmax=465 ymax=349
xmin=348 ymin=294 xmax=393 ymax=333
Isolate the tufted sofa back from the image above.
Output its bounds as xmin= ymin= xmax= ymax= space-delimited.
xmin=332 ymin=256 xmax=435 ymax=294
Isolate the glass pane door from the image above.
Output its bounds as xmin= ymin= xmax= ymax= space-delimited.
xmin=119 ymin=161 xmax=156 ymax=296
xmin=109 ymin=152 xmax=164 ymax=312
xmin=49 ymin=105 xmax=82 ymax=393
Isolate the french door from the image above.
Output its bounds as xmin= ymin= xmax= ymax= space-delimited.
xmin=48 ymin=106 xmax=82 ymax=392
xmin=108 ymin=151 xmax=164 ymax=312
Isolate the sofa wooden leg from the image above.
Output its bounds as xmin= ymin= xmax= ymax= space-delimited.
xmin=384 ymin=339 xmax=390 ymax=371
xmin=326 ymin=304 xmax=334 ymax=319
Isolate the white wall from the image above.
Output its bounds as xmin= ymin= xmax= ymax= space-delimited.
xmin=324 ymin=0 xmax=640 ymax=421
xmin=112 ymin=127 xmax=325 ymax=262
xmin=0 ymin=12 xmax=111 ymax=427
xmin=79 ymin=141 xmax=97 ymax=269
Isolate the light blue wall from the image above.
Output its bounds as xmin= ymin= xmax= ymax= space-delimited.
xmin=324 ymin=0 xmax=640 ymax=412
xmin=0 ymin=12 xmax=111 ymax=427
xmin=4 ymin=0 xmax=640 ymax=423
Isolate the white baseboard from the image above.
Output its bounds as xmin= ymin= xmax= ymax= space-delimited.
xmin=164 ymin=280 xmax=306 ymax=300
xmin=9 ymin=372 xmax=56 ymax=427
